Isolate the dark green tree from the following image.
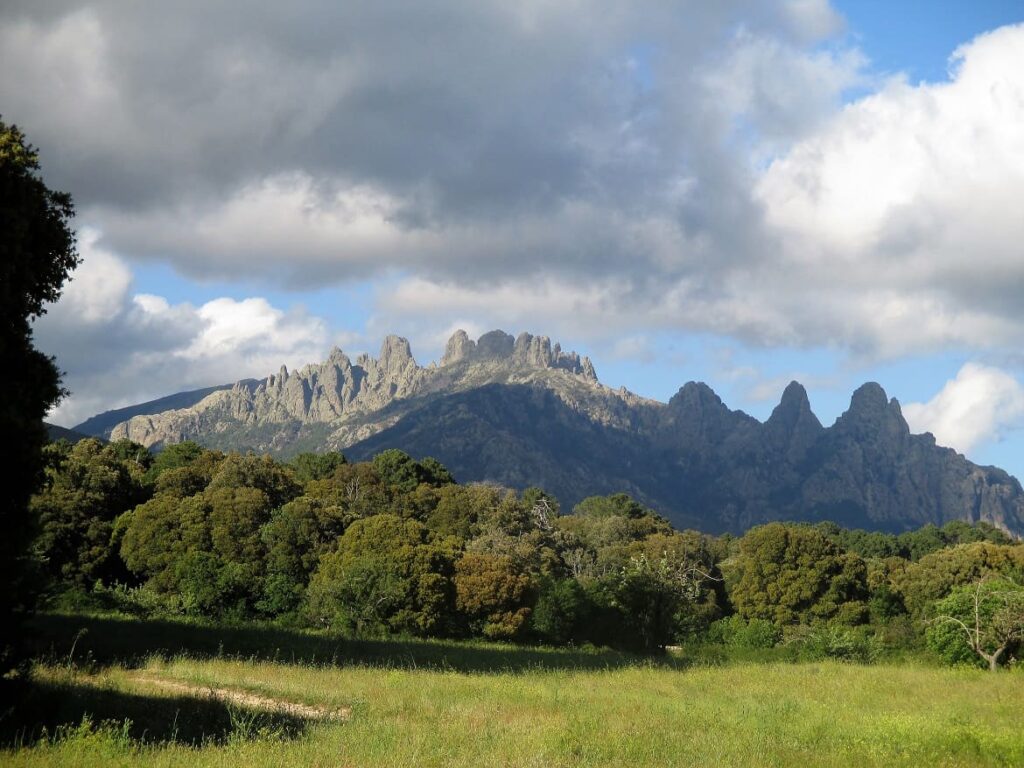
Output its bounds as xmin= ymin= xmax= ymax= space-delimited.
xmin=258 ymin=495 xmax=351 ymax=615
xmin=729 ymin=523 xmax=869 ymax=626
xmin=31 ymin=438 xmax=150 ymax=587
xmin=306 ymin=514 xmax=458 ymax=635
xmin=144 ymin=440 xmax=204 ymax=484
xmin=531 ymin=577 xmax=589 ymax=645
xmin=290 ymin=451 xmax=347 ymax=485
xmin=0 ymin=120 xmax=79 ymax=680
xmin=372 ymin=449 xmax=424 ymax=494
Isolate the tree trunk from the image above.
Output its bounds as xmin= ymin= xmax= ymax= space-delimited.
xmin=988 ymin=646 xmax=1005 ymax=672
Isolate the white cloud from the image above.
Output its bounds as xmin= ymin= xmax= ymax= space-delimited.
xmin=755 ymin=24 xmax=1024 ymax=353
xmin=51 ymin=228 xmax=132 ymax=322
xmin=33 ymin=243 xmax=350 ymax=426
xmin=702 ymin=29 xmax=866 ymax=149
xmin=903 ymin=363 xmax=1024 ymax=454
xmin=358 ymin=23 xmax=1024 ymax=359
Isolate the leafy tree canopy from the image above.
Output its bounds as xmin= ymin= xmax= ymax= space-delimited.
xmin=1 ymin=118 xmax=78 ymax=678
xmin=729 ymin=523 xmax=868 ymax=626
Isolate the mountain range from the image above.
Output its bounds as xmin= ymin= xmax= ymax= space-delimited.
xmin=73 ymin=329 xmax=1024 ymax=536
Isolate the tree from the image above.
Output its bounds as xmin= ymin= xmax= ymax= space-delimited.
xmin=927 ymin=579 xmax=1024 ymax=672
xmin=31 ymin=438 xmax=150 ymax=587
xmin=306 ymin=514 xmax=458 ymax=635
xmin=454 ymin=552 xmax=533 ymax=640
xmin=372 ymin=449 xmax=424 ymax=494
xmin=531 ymin=577 xmax=588 ymax=645
xmin=290 ymin=451 xmax=347 ymax=485
xmin=0 ymin=119 xmax=79 ymax=680
xmin=371 ymin=449 xmax=454 ymax=494
xmin=258 ymin=495 xmax=350 ymax=615
xmin=891 ymin=542 xmax=1024 ymax=616
xmin=144 ymin=440 xmax=204 ymax=484
xmin=607 ymin=553 xmax=717 ymax=652
xmin=729 ymin=523 xmax=868 ymax=626
xmin=206 ymin=453 xmax=301 ymax=508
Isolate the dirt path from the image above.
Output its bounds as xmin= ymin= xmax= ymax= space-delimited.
xmin=129 ymin=674 xmax=351 ymax=722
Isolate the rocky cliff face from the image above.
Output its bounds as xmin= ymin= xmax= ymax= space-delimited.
xmin=105 ymin=330 xmax=606 ymax=451
xmin=93 ymin=330 xmax=1024 ymax=536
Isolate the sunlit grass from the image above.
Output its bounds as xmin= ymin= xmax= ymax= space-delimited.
xmin=5 ymin=614 xmax=1024 ymax=767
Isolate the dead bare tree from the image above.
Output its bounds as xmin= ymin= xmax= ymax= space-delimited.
xmin=530 ymin=497 xmax=555 ymax=532
xmin=930 ymin=579 xmax=1024 ymax=672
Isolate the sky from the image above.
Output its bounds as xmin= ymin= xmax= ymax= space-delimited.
xmin=5 ymin=0 xmax=1024 ymax=478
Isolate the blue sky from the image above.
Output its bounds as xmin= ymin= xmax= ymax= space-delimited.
xmin=838 ymin=0 xmax=1024 ymax=82
xmin=8 ymin=1 xmax=1023 ymax=478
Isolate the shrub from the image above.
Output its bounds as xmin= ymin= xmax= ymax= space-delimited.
xmin=786 ymin=625 xmax=880 ymax=663
xmin=707 ymin=616 xmax=781 ymax=649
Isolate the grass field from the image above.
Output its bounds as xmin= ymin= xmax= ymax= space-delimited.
xmin=4 ymin=614 xmax=1023 ymax=767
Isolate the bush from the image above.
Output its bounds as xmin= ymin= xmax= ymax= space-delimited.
xmin=706 ymin=616 xmax=781 ymax=649
xmin=786 ymin=625 xmax=880 ymax=663
xmin=531 ymin=578 xmax=589 ymax=645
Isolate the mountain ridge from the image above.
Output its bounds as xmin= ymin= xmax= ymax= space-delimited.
xmin=76 ymin=329 xmax=1024 ymax=536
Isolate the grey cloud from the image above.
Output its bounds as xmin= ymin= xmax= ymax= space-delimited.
xmin=13 ymin=2 xmax=1017 ymax=361
xmin=0 ymin=1 xmax=849 ymax=281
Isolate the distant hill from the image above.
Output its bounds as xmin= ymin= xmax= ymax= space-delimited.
xmin=85 ymin=329 xmax=1024 ymax=536
xmin=73 ymin=382 xmax=255 ymax=438
xmin=45 ymin=422 xmax=100 ymax=444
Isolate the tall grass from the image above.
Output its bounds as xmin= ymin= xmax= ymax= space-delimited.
xmin=4 ymin=613 xmax=1023 ymax=767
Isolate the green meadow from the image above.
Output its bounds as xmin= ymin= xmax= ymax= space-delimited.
xmin=4 ymin=613 xmax=1023 ymax=767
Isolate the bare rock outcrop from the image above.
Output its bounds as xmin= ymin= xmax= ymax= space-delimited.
xmin=108 ymin=329 xmax=608 ymax=449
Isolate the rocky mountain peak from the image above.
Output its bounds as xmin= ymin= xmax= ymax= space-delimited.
xmin=513 ymin=332 xmax=554 ymax=367
xmin=326 ymin=345 xmax=349 ymax=366
xmin=766 ymin=380 xmax=823 ymax=458
xmin=669 ymin=381 xmax=726 ymax=412
xmin=779 ymin=380 xmax=811 ymax=409
xmin=767 ymin=381 xmax=819 ymax=428
xmin=581 ymin=357 xmax=597 ymax=381
xmin=438 ymin=329 xmax=598 ymax=381
xmin=665 ymin=381 xmax=744 ymax=444
xmin=848 ymin=382 xmax=888 ymax=414
xmin=441 ymin=329 xmax=475 ymax=365
xmin=476 ymin=330 xmax=516 ymax=359
xmin=833 ymin=382 xmax=911 ymax=449
xmin=378 ymin=335 xmax=415 ymax=375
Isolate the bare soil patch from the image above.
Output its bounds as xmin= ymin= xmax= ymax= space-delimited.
xmin=130 ymin=673 xmax=351 ymax=722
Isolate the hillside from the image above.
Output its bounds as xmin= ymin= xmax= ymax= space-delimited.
xmin=73 ymin=381 xmax=256 ymax=438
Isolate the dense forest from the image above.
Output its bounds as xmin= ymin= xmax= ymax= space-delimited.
xmin=31 ymin=437 xmax=1024 ymax=669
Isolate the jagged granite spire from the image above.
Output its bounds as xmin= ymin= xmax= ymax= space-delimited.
xmin=765 ymin=381 xmax=823 ymax=462
xmin=439 ymin=329 xmax=598 ymax=381
xmin=109 ymin=329 xmax=605 ymax=448
xmin=441 ymin=330 xmax=475 ymax=365
xmin=835 ymin=382 xmax=910 ymax=442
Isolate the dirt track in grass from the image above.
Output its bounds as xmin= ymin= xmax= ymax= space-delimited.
xmin=129 ymin=673 xmax=352 ymax=722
